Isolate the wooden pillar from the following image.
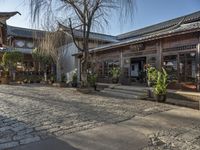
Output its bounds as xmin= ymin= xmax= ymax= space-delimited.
xmin=156 ymin=40 xmax=163 ymax=70
xmin=120 ymin=50 xmax=123 ymax=69
xmin=196 ymin=42 xmax=200 ymax=92
xmin=120 ymin=49 xmax=124 ymax=84
xmin=177 ymin=54 xmax=180 ymax=83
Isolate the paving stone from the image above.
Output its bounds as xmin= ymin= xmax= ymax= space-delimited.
xmin=20 ymin=136 xmax=40 ymax=145
xmin=0 ymin=138 xmax=12 ymax=144
xmin=0 ymin=142 xmax=19 ymax=150
xmin=0 ymin=84 xmax=175 ymax=149
xmin=13 ymin=134 xmax=33 ymax=141
xmin=0 ymin=126 xmax=11 ymax=132
xmin=17 ymin=128 xmax=34 ymax=136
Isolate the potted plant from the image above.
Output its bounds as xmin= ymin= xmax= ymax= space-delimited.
xmin=153 ymin=68 xmax=168 ymax=102
xmin=87 ymin=73 xmax=97 ymax=90
xmin=110 ymin=67 xmax=121 ymax=84
xmin=72 ymin=72 xmax=78 ymax=87
xmin=1 ymin=70 xmax=9 ymax=84
xmin=61 ymin=73 xmax=66 ymax=83
xmin=49 ymin=74 xmax=56 ymax=84
xmin=147 ymin=66 xmax=157 ymax=87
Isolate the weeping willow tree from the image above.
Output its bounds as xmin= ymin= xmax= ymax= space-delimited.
xmin=29 ymin=0 xmax=136 ymax=86
xmin=32 ymin=48 xmax=53 ymax=81
xmin=35 ymin=31 xmax=71 ymax=81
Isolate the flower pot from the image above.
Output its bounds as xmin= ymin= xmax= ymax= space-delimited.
xmin=77 ymin=88 xmax=92 ymax=94
xmin=112 ymin=78 xmax=119 ymax=84
xmin=147 ymin=81 xmax=155 ymax=87
xmin=72 ymin=82 xmax=77 ymax=87
xmin=1 ymin=77 xmax=9 ymax=84
xmin=155 ymin=94 xmax=166 ymax=102
xmin=52 ymin=82 xmax=66 ymax=87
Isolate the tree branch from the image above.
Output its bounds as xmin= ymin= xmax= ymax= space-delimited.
xmin=69 ymin=18 xmax=84 ymax=52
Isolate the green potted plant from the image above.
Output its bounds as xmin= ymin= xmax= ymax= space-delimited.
xmin=87 ymin=73 xmax=97 ymax=90
xmin=147 ymin=66 xmax=157 ymax=87
xmin=72 ymin=72 xmax=78 ymax=87
xmin=110 ymin=67 xmax=121 ymax=84
xmin=153 ymin=68 xmax=168 ymax=102
xmin=50 ymin=74 xmax=56 ymax=84
xmin=1 ymin=70 xmax=9 ymax=84
xmin=61 ymin=73 xmax=66 ymax=83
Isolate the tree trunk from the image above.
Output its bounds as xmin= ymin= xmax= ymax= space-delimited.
xmin=56 ymin=60 xmax=61 ymax=82
xmin=44 ymin=72 xmax=47 ymax=82
xmin=81 ymin=60 xmax=88 ymax=87
xmin=12 ymin=70 xmax=16 ymax=81
xmin=81 ymin=46 xmax=89 ymax=87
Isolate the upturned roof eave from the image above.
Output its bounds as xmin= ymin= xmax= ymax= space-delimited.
xmin=72 ymin=28 xmax=200 ymax=57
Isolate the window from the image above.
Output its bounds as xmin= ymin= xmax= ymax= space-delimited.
xmin=102 ymin=60 xmax=119 ymax=77
xmin=27 ymin=42 xmax=34 ymax=48
xmin=15 ymin=40 xmax=25 ymax=47
xmin=163 ymin=55 xmax=178 ymax=81
xmin=179 ymin=52 xmax=196 ymax=83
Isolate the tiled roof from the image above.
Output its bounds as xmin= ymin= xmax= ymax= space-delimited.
xmin=0 ymin=12 xmax=20 ymax=17
xmin=0 ymin=12 xmax=20 ymax=24
xmin=7 ymin=26 xmax=47 ymax=39
xmin=72 ymin=29 xmax=119 ymax=43
xmin=117 ymin=11 xmax=200 ymax=40
xmin=58 ymin=23 xmax=119 ymax=43
xmin=88 ymin=21 xmax=200 ymax=53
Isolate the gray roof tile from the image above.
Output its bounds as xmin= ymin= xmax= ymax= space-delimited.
xmin=89 ymin=21 xmax=200 ymax=53
xmin=58 ymin=23 xmax=119 ymax=43
xmin=117 ymin=11 xmax=200 ymax=40
xmin=7 ymin=26 xmax=47 ymax=39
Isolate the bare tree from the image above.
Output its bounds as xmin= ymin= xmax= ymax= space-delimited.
xmin=29 ymin=0 xmax=136 ymax=86
xmin=36 ymin=31 xmax=71 ymax=81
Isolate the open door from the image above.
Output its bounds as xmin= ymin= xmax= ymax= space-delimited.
xmin=131 ymin=63 xmax=139 ymax=77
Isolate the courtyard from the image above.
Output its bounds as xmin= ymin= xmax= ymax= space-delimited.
xmin=0 ymin=84 xmax=198 ymax=149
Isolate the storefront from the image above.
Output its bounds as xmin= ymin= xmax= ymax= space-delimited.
xmin=79 ymin=11 xmax=200 ymax=91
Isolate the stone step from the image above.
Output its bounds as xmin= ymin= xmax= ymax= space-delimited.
xmin=113 ymin=86 xmax=147 ymax=94
xmin=101 ymin=88 xmax=147 ymax=99
xmin=103 ymin=88 xmax=146 ymax=96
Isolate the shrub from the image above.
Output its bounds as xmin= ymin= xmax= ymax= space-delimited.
xmin=153 ymin=68 xmax=168 ymax=95
xmin=72 ymin=72 xmax=77 ymax=83
xmin=110 ymin=67 xmax=120 ymax=79
xmin=61 ymin=73 xmax=66 ymax=83
xmin=87 ymin=73 xmax=97 ymax=87
xmin=147 ymin=66 xmax=157 ymax=83
xmin=2 ymin=51 xmax=23 ymax=71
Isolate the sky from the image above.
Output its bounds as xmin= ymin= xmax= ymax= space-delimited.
xmin=0 ymin=0 xmax=200 ymax=35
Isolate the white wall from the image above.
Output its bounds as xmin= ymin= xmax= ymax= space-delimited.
xmin=60 ymin=42 xmax=78 ymax=82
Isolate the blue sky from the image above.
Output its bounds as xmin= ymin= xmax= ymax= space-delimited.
xmin=0 ymin=0 xmax=200 ymax=35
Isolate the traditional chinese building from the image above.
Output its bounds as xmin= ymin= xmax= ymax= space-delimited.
xmin=75 ymin=11 xmax=200 ymax=92
xmin=7 ymin=25 xmax=47 ymax=73
xmin=0 ymin=12 xmax=20 ymax=49
xmin=0 ymin=12 xmax=49 ymax=78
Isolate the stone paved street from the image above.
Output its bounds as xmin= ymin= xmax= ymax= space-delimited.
xmin=0 ymin=84 xmax=174 ymax=149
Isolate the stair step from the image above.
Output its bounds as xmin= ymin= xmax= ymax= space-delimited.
xmin=112 ymin=86 xmax=148 ymax=93
xmin=103 ymin=88 xmax=146 ymax=96
xmin=101 ymin=89 xmax=147 ymax=99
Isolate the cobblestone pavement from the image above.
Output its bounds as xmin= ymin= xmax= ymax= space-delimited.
xmin=0 ymin=84 xmax=174 ymax=149
xmin=142 ymin=124 xmax=200 ymax=150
